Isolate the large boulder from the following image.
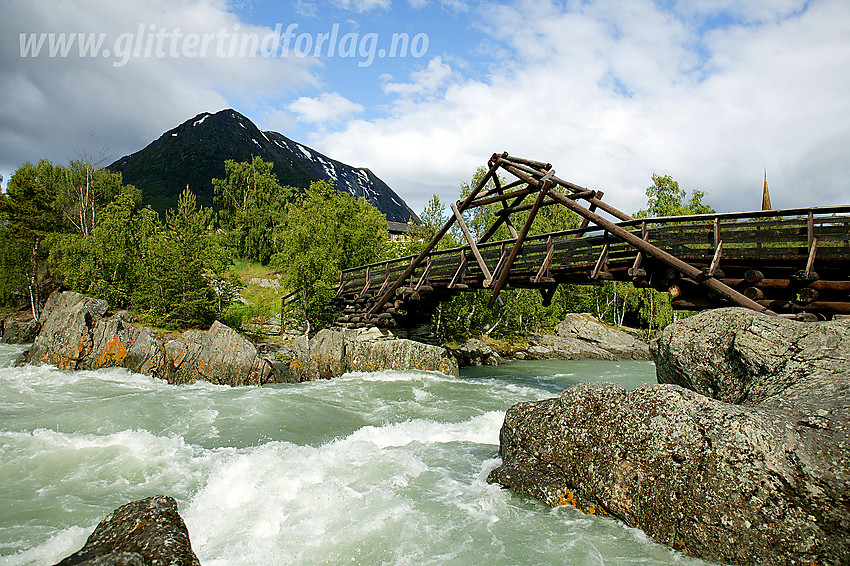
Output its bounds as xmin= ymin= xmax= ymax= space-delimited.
xmin=54 ymin=495 xmax=200 ymax=566
xmin=289 ymin=327 xmax=459 ymax=380
xmin=446 ymin=339 xmax=505 ymax=366
xmin=553 ymin=313 xmax=650 ymax=360
xmin=21 ymin=291 xmax=276 ymax=386
xmin=652 ymin=307 xmax=850 ymax=405
xmin=488 ymin=308 xmax=850 ymax=566
xmin=165 ymin=321 xmax=272 ymax=386
xmin=1 ymin=315 xmax=41 ymax=344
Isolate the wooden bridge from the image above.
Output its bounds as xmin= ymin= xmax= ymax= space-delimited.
xmin=332 ymin=153 xmax=850 ymax=330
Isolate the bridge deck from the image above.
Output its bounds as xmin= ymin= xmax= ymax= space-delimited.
xmin=334 ymin=205 xmax=850 ymax=328
xmin=310 ymin=152 xmax=850 ymax=329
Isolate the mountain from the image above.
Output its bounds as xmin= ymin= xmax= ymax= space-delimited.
xmin=107 ymin=109 xmax=419 ymax=223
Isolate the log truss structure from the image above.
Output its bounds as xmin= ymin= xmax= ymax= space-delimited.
xmin=328 ymin=153 xmax=850 ymax=330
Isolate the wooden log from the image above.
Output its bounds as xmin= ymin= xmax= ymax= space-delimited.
xmin=744 ymin=269 xmax=764 ymax=284
xmin=487 ymin=182 xmax=550 ymax=308
xmin=804 ymin=237 xmax=817 ymax=278
xmin=414 ymin=258 xmax=432 ymax=291
xmin=532 ymin=236 xmax=555 ymax=283
xmin=448 ymin=253 xmax=468 ymax=289
xmin=591 ymin=242 xmax=610 ymax=279
xmin=668 ymin=285 xmax=682 ymax=300
xmin=796 ymin=287 xmax=819 ymax=305
xmin=792 ymin=270 xmax=820 ymax=282
xmin=492 ymin=175 xmax=520 ymax=240
xmin=546 ymin=190 xmax=774 ymax=314
xmin=451 ymin=201 xmax=495 ymax=285
xmin=503 ymin=155 xmax=552 ymax=170
xmin=368 ymin=158 xmax=500 ymax=315
xmin=744 ymin=287 xmax=765 ymax=301
xmin=708 ymin=240 xmax=723 ymax=276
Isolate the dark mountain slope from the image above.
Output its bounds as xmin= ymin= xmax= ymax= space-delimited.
xmin=108 ymin=109 xmax=419 ymax=223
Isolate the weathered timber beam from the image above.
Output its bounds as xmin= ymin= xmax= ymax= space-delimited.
xmin=532 ymin=236 xmax=555 ymax=283
xmin=577 ymin=191 xmax=604 ymax=236
xmin=805 ymin=238 xmax=818 ymax=278
xmin=480 ymin=177 xmax=526 ymax=198
xmin=630 ymin=222 xmax=648 ymax=274
xmin=546 ymin=190 xmax=775 ymax=314
xmin=487 ymin=182 xmax=550 ymax=308
xmin=451 ymin=202 xmax=495 ymax=285
xmin=467 ymin=185 xmax=539 ymax=208
xmin=368 ymin=158 xmax=501 ymax=315
xmin=722 ymin=279 xmax=850 ymax=292
xmin=708 ymin=241 xmax=723 ymax=276
xmin=591 ymin=242 xmax=610 ymax=280
xmin=547 ymin=174 xmax=633 ymax=222
xmin=490 ymin=245 xmax=509 ymax=284
xmin=495 ymin=191 xmax=595 ymax=216
xmin=448 ymin=253 xmax=468 ymax=289
xmin=359 ymin=266 xmax=371 ymax=298
xmin=500 ymin=158 xmax=549 ymax=180
xmin=376 ymin=263 xmax=391 ymax=297
xmin=493 ymin=175 xmax=519 ymax=240
xmin=478 ymin=190 xmax=532 ymax=244
xmin=414 ymin=259 xmax=432 ymax=291
xmin=504 ymin=155 xmax=552 ymax=170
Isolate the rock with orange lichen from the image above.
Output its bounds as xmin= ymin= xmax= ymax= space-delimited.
xmin=488 ymin=309 xmax=850 ymax=566
xmin=164 ymin=321 xmax=273 ymax=386
xmin=18 ymin=291 xmax=276 ymax=387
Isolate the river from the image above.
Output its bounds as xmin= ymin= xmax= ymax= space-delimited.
xmin=0 ymin=341 xmax=712 ymax=565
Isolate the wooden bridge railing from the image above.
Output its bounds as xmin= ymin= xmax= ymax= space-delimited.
xmin=331 ymin=152 xmax=849 ymax=328
xmin=340 ymin=205 xmax=850 ymax=300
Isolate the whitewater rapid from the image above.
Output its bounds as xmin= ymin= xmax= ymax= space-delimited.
xmin=0 ymin=342 xmax=711 ymax=565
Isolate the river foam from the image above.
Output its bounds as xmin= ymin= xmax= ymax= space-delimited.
xmin=0 ymin=345 xmax=709 ymax=565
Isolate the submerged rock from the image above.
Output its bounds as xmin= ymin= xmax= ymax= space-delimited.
xmin=20 ymin=291 xmax=275 ymax=386
xmin=488 ymin=308 xmax=850 ymax=565
xmin=289 ymin=327 xmax=458 ymax=380
xmin=53 ymin=495 xmax=200 ymax=566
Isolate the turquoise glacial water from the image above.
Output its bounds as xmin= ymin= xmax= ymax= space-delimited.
xmin=0 ymin=342 xmax=711 ymax=565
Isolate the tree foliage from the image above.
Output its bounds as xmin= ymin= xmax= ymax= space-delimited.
xmin=213 ymin=157 xmax=292 ymax=264
xmin=273 ymin=180 xmax=387 ymax=328
xmin=636 ymin=174 xmax=714 ymax=218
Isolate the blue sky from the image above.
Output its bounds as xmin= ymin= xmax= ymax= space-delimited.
xmin=1 ymin=0 xmax=848 ymax=215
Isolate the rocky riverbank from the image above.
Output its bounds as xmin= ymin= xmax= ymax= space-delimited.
xmin=15 ymin=291 xmax=461 ymax=384
xmin=487 ymin=307 xmax=850 ymax=565
xmin=17 ymin=291 xmax=276 ymax=386
xmin=447 ymin=313 xmax=650 ymax=366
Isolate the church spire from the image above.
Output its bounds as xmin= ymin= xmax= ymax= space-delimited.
xmin=761 ymin=168 xmax=772 ymax=210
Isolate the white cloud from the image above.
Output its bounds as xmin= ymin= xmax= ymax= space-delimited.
xmin=0 ymin=0 xmax=319 ymax=172
xmin=381 ymin=56 xmax=453 ymax=98
xmin=311 ymin=0 xmax=850 ymax=215
xmin=289 ymin=92 xmax=365 ymax=123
